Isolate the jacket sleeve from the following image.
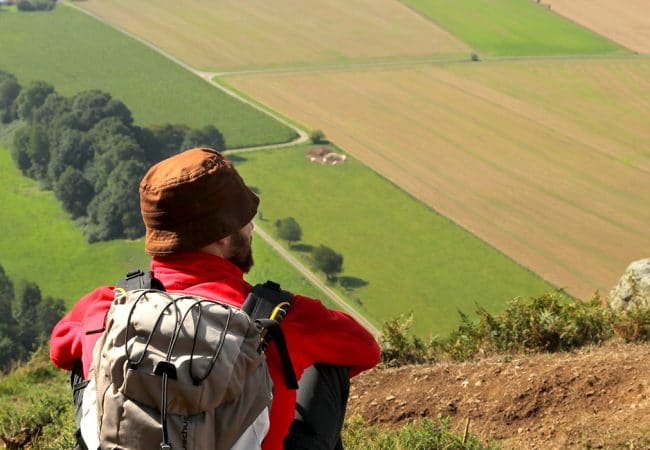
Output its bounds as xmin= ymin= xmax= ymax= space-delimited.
xmin=283 ymin=295 xmax=381 ymax=378
xmin=49 ymin=286 xmax=114 ymax=375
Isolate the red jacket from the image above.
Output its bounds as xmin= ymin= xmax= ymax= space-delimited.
xmin=50 ymin=251 xmax=380 ymax=449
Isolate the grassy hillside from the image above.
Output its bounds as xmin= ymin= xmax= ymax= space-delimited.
xmin=0 ymin=6 xmax=295 ymax=148
xmin=234 ymin=146 xmax=554 ymax=336
xmin=401 ymin=0 xmax=626 ymax=56
xmin=0 ymin=142 xmax=327 ymax=307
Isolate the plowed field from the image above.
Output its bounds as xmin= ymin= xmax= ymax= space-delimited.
xmin=228 ymin=59 xmax=650 ymax=299
xmin=545 ymin=0 xmax=650 ymax=54
xmin=77 ymin=0 xmax=471 ymax=71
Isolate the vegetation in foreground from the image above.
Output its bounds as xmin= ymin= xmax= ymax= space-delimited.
xmin=0 ymin=6 xmax=296 ymax=148
xmin=400 ymin=0 xmax=626 ymax=56
xmin=380 ymin=292 xmax=650 ymax=366
xmin=3 ymin=293 xmax=648 ymax=449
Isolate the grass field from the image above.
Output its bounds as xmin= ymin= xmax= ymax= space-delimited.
xmin=233 ymin=146 xmax=553 ymax=336
xmin=0 ymin=6 xmax=295 ymax=148
xmin=400 ymin=0 xmax=626 ymax=56
xmin=227 ymin=58 xmax=650 ymax=300
xmin=0 ymin=143 xmax=327 ymax=308
xmin=545 ymin=0 xmax=650 ymax=54
xmin=76 ymin=0 xmax=471 ymax=71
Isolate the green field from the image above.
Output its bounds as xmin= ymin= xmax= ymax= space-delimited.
xmin=234 ymin=146 xmax=554 ymax=335
xmin=0 ymin=143 xmax=327 ymax=308
xmin=401 ymin=0 xmax=626 ymax=56
xmin=0 ymin=6 xmax=295 ymax=148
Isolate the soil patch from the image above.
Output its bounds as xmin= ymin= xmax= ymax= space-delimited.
xmin=306 ymin=147 xmax=347 ymax=165
xmin=348 ymin=342 xmax=650 ymax=448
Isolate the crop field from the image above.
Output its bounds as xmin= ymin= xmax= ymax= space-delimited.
xmin=76 ymin=0 xmax=471 ymax=71
xmin=0 ymin=6 xmax=295 ymax=148
xmin=227 ymin=58 xmax=650 ymax=300
xmin=0 ymin=145 xmax=326 ymax=308
xmin=544 ymin=0 xmax=650 ymax=54
xmin=400 ymin=0 xmax=625 ymax=56
xmin=233 ymin=146 xmax=553 ymax=336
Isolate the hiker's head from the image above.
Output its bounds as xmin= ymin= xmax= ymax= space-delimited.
xmin=139 ymin=147 xmax=259 ymax=261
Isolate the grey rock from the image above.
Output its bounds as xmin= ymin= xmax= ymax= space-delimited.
xmin=609 ymin=258 xmax=650 ymax=311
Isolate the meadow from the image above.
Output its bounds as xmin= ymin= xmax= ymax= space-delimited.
xmin=227 ymin=58 xmax=650 ymax=300
xmin=233 ymin=146 xmax=553 ymax=336
xmin=545 ymin=0 xmax=650 ymax=54
xmin=0 ymin=143 xmax=327 ymax=308
xmin=76 ymin=0 xmax=471 ymax=71
xmin=0 ymin=6 xmax=295 ymax=148
xmin=400 ymin=0 xmax=626 ymax=56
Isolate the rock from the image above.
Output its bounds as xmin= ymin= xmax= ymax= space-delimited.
xmin=609 ymin=258 xmax=650 ymax=311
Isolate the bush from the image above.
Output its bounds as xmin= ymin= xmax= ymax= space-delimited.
xmin=309 ymin=129 xmax=327 ymax=144
xmin=380 ymin=314 xmax=437 ymax=366
xmin=379 ymin=292 xmax=650 ymax=365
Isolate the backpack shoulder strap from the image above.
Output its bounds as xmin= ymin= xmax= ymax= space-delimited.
xmin=242 ymin=281 xmax=298 ymax=390
xmin=115 ymin=269 xmax=165 ymax=292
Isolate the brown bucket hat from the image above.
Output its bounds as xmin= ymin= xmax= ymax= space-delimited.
xmin=139 ymin=148 xmax=259 ymax=256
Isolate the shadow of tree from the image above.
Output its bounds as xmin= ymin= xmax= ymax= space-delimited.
xmin=226 ymin=153 xmax=247 ymax=163
xmin=339 ymin=276 xmax=369 ymax=290
xmin=291 ymin=243 xmax=313 ymax=253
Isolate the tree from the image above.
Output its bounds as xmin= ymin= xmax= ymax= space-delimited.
xmin=275 ymin=217 xmax=302 ymax=247
xmin=35 ymin=295 xmax=65 ymax=341
xmin=312 ymin=245 xmax=343 ymax=280
xmin=55 ymin=167 xmax=94 ymax=217
xmin=15 ymin=80 xmax=54 ymax=122
xmin=0 ymin=265 xmax=19 ymax=371
xmin=309 ymin=129 xmax=327 ymax=144
xmin=0 ymin=264 xmax=16 ymax=332
xmin=47 ymin=127 xmax=93 ymax=181
xmin=0 ymin=73 xmax=21 ymax=120
xmin=26 ymin=124 xmax=50 ymax=180
xmin=86 ymin=160 xmax=147 ymax=241
xmin=11 ymin=126 xmax=32 ymax=173
xmin=149 ymin=123 xmax=189 ymax=158
xmin=15 ymin=282 xmax=41 ymax=353
xmin=181 ymin=125 xmax=225 ymax=151
xmin=32 ymin=92 xmax=70 ymax=126
xmin=69 ymin=90 xmax=133 ymax=131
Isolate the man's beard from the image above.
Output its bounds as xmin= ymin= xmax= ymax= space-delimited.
xmin=228 ymin=229 xmax=254 ymax=273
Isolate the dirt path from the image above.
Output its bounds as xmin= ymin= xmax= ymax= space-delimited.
xmin=253 ymin=224 xmax=379 ymax=336
xmin=348 ymin=342 xmax=650 ymax=448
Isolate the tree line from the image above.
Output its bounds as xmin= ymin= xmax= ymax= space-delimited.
xmin=0 ymin=69 xmax=225 ymax=242
xmin=0 ymin=263 xmax=65 ymax=372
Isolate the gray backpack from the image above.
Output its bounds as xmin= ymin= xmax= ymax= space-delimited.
xmin=89 ymin=271 xmax=297 ymax=450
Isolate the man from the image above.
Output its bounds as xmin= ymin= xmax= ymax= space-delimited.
xmin=50 ymin=147 xmax=380 ymax=449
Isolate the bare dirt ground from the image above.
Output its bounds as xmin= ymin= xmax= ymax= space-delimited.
xmin=348 ymin=342 xmax=650 ymax=449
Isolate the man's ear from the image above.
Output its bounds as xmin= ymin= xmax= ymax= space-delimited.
xmin=199 ymin=235 xmax=231 ymax=257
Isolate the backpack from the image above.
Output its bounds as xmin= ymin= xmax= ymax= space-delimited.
xmin=77 ymin=270 xmax=297 ymax=450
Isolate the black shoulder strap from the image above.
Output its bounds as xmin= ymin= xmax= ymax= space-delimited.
xmin=116 ymin=269 xmax=165 ymax=292
xmin=242 ymin=281 xmax=298 ymax=390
